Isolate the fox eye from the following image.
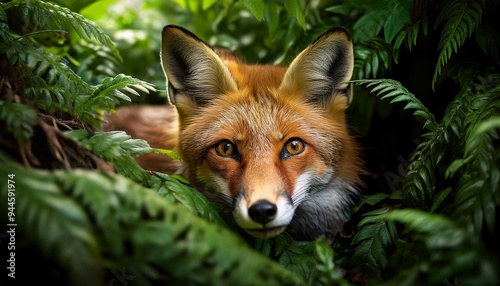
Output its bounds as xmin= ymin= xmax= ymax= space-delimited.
xmin=282 ymin=138 xmax=306 ymax=159
xmin=215 ymin=140 xmax=238 ymax=158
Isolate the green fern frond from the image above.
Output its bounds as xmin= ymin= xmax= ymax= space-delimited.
xmin=475 ymin=24 xmax=500 ymax=62
xmin=4 ymin=40 xmax=153 ymax=125
xmin=401 ymin=98 xmax=469 ymax=207
xmin=465 ymin=116 xmax=500 ymax=159
xmin=354 ymin=79 xmax=477 ymax=208
xmin=4 ymin=39 xmax=93 ymax=113
xmin=80 ymin=130 xmax=152 ymax=158
xmin=401 ymin=148 xmax=437 ymax=207
xmin=353 ymin=8 xmax=388 ymax=43
xmin=353 ymin=38 xmax=392 ymax=79
xmin=394 ymin=19 xmax=428 ymax=53
xmin=3 ymin=0 xmax=120 ymax=58
xmin=0 ymin=5 xmax=7 ymax=23
xmin=255 ymin=233 xmax=323 ymax=283
xmin=74 ymin=43 xmax=122 ymax=84
xmin=314 ymin=238 xmax=349 ymax=285
xmin=252 ymin=230 xmax=350 ymax=284
xmin=444 ymin=82 xmax=500 ymax=234
xmin=382 ymin=0 xmax=411 ymax=44
xmin=68 ymin=130 xmax=155 ymax=184
xmin=67 ymin=129 xmax=225 ymax=225
xmin=0 ymin=24 xmax=8 ymax=44
xmin=378 ymin=209 xmax=498 ymax=285
xmin=0 ymin=100 xmax=38 ymax=143
xmin=463 ymin=117 xmax=500 ymax=232
xmin=0 ymin=156 xmax=103 ymax=286
xmin=432 ymin=0 xmax=484 ymax=89
xmin=352 ymin=79 xmax=437 ymax=130
xmin=0 ymin=155 xmax=306 ymax=286
xmin=75 ymin=74 xmax=155 ymax=125
xmin=350 ymin=208 xmax=398 ymax=277
xmin=352 ymin=0 xmax=411 ymax=44
xmin=152 ymin=172 xmax=228 ymax=226
xmin=24 ymin=48 xmax=92 ymax=111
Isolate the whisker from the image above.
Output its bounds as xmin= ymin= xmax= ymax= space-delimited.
xmin=291 ymin=185 xmax=310 ymax=206
xmin=215 ymin=192 xmax=234 ymax=207
xmin=291 ymin=182 xmax=330 ymax=206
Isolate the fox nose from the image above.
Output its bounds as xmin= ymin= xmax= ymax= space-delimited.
xmin=248 ymin=200 xmax=277 ymax=224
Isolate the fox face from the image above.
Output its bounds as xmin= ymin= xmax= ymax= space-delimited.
xmin=161 ymin=25 xmax=363 ymax=241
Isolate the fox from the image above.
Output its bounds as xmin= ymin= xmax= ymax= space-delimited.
xmin=103 ymin=25 xmax=364 ymax=241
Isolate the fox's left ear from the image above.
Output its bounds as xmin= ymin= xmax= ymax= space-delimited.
xmin=279 ymin=27 xmax=354 ymax=107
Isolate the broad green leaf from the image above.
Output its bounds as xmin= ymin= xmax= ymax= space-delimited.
xmin=201 ymin=0 xmax=217 ymax=10
xmin=264 ymin=1 xmax=280 ymax=37
xmin=353 ymin=10 xmax=388 ymax=42
xmin=284 ymin=0 xmax=306 ymax=30
xmin=242 ymin=0 xmax=265 ymax=21
xmin=383 ymin=0 xmax=411 ymax=43
xmin=325 ymin=5 xmax=351 ymax=15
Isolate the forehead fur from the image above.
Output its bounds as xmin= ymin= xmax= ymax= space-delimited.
xmin=179 ymin=86 xmax=346 ymax=166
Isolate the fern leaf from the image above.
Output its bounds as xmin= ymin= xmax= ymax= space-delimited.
xmin=3 ymin=0 xmax=120 ymax=59
xmin=0 ymin=157 xmax=103 ymax=286
xmin=313 ymin=237 xmax=349 ymax=285
xmin=378 ymin=209 xmax=454 ymax=234
xmin=440 ymin=75 xmax=500 ymax=234
xmin=5 ymin=39 xmax=93 ymax=114
xmin=450 ymin=117 xmax=500 ymax=234
xmin=475 ymin=24 xmax=500 ymax=61
xmin=151 ymin=172 xmax=228 ymax=226
xmin=432 ymin=0 xmax=484 ymax=89
xmin=352 ymin=0 xmax=411 ymax=44
xmin=69 ymin=130 xmax=157 ymax=183
xmin=350 ymin=208 xmax=398 ymax=278
xmin=75 ymin=43 xmax=122 ymax=84
xmin=354 ymin=79 xmax=475 ymax=207
xmin=0 ymin=5 xmax=6 ymax=22
xmin=464 ymin=117 xmax=500 ymax=161
xmin=353 ymin=38 xmax=392 ymax=79
xmin=394 ymin=19 xmax=428 ymax=53
xmin=402 ymin=156 xmax=436 ymax=207
xmin=380 ymin=209 xmax=498 ymax=285
xmin=353 ymin=10 xmax=388 ymax=43
xmin=383 ymin=0 xmax=411 ymax=43
xmin=353 ymin=79 xmax=437 ymax=130
xmin=75 ymin=74 xmax=155 ymax=125
xmin=68 ymin=129 xmax=225 ymax=225
xmin=0 ymin=100 xmax=38 ymax=143
xmin=401 ymin=99 xmax=466 ymax=208
xmin=0 ymin=156 xmax=306 ymax=285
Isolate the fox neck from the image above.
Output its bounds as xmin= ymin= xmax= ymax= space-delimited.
xmin=287 ymin=176 xmax=359 ymax=241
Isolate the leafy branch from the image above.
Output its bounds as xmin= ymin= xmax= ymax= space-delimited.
xmin=433 ymin=0 xmax=484 ymax=88
xmin=2 ymin=0 xmax=120 ymax=58
xmin=0 ymin=154 xmax=306 ymax=286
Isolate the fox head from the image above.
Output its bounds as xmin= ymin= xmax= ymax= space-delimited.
xmin=161 ymin=25 xmax=363 ymax=241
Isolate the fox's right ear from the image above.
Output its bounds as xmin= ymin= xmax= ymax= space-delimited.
xmin=161 ymin=25 xmax=237 ymax=108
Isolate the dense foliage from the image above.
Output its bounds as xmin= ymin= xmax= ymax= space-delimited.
xmin=0 ymin=0 xmax=499 ymax=285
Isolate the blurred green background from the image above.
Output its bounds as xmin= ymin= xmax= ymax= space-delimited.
xmin=1 ymin=0 xmax=499 ymax=284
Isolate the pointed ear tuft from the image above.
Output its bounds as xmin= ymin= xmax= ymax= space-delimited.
xmin=280 ymin=26 xmax=354 ymax=106
xmin=161 ymin=25 xmax=237 ymax=106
